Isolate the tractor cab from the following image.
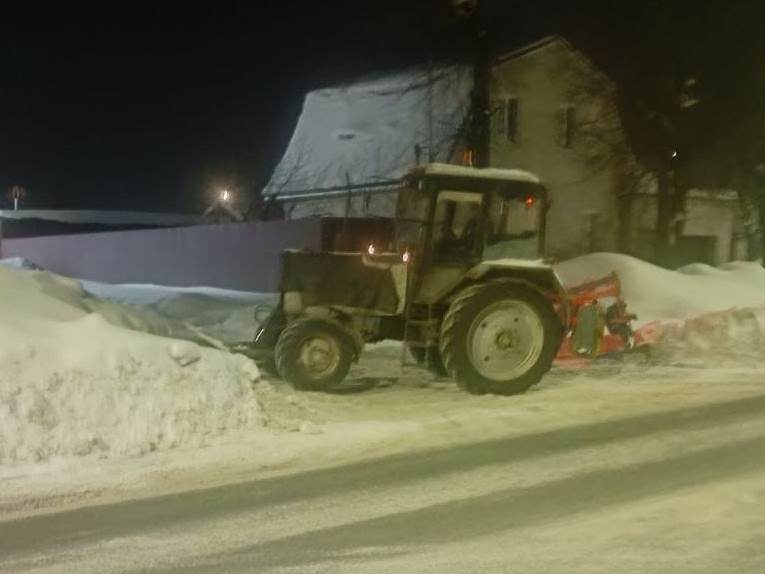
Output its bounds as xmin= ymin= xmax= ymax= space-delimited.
xmin=396 ymin=164 xmax=551 ymax=304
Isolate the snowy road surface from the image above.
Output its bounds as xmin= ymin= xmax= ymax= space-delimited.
xmin=2 ymin=350 xmax=765 ymax=573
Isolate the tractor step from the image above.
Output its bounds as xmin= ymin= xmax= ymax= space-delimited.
xmin=404 ymin=341 xmax=437 ymax=348
xmin=404 ymin=319 xmax=440 ymax=326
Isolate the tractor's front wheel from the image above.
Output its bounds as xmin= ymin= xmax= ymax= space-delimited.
xmin=439 ymin=282 xmax=560 ymax=395
xmin=275 ymin=318 xmax=354 ymax=391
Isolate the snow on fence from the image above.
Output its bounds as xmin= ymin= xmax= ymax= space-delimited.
xmin=0 ymin=220 xmax=322 ymax=292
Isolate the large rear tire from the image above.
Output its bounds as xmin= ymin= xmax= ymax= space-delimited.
xmin=275 ymin=318 xmax=354 ymax=391
xmin=439 ymin=282 xmax=561 ymax=395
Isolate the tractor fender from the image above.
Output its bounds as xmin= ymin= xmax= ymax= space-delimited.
xmin=448 ymin=275 xmax=569 ymax=332
xmin=447 ymin=276 xmax=545 ymax=303
xmin=465 ymin=263 xmax=571 ymax=329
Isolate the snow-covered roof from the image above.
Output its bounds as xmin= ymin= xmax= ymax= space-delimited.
xmin=264 ymin=64 xmax=473 ymax=197
xmin=262 ymin=36 xmax=585 ymax=200
xmin=494 ymin=35 xmax=562 ymax=64
xmin=0 ymin=210 xmax=205 ymax=226
xmin=417 ymin=163 xmax=542 ymax=184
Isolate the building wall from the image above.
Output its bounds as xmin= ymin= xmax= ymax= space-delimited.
xmin=489 ymin=39 xmax=626 ymax=259
xmin=622 ymin=194 xmax=658 ymax=263
xmin=684 ymin=194 xmax=738 ymax=264
xmin=625 ymin=192 xmax=740 ymax=266
xmin=0 ymin=220 xmax=322 ymax=292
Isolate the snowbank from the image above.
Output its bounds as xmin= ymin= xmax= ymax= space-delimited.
xmin=0 ymin=257 xmax=41 ymax=270
xmin=645 ymin=307 xmax=765 ymax=366
xmin=81 ymin=280 xmax=278 ymax=344
xmin=555 ymin=253 xmax=765 ymax=325
xmin=0 ymin=266 xmax=263 ymax=464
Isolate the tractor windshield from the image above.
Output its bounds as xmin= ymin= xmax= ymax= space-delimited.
xmin=483 ymin=189 xmax=543 ymax=260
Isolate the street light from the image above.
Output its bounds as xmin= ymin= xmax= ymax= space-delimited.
xmin=8 ymin=186 xmax=26 ymax=211
xmin=203 ymin=187 xmax=244 ymax=222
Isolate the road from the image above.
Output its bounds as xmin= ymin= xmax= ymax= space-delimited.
xmin=2 ymin=389 xmax=765 ymax=573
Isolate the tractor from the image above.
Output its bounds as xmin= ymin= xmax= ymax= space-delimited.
xmin=248 ymin=163 xmax=572 ymax=395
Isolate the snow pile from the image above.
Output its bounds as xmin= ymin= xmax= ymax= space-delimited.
xmin=649 ymin=308 xmax=765 ymax=366
xmin=0 ymin=266 xmax=263 ymax=464
xmin=555 ymin=253 xmax=765 ymax=325
xmin=0 ymin=257 xmax=41 ymax=270
xmin=81 ymin=280 xmax=278 ymax=344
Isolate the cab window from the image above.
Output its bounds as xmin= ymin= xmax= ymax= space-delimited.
xmin=483 ymin=191 xmax=541 ymax=260
xmin=433 ymin=191 xmax=483 ymax=261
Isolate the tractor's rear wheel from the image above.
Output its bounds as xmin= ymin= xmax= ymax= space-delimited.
xmin=439 ymin=282 xmax=560 ymax=395
xmin=275 ymin=318 xmax=354 ymax=391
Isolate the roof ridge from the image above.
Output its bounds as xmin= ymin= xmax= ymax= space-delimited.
xmin=494 ymin=35 xmax=565 ymax=64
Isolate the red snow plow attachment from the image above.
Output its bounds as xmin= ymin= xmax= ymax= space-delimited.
xmin=555 ymin=271 xmax=639 ymax=367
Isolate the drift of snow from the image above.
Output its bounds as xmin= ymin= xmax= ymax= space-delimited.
xmin=555 ymin=253 xmax=765 ymax=325
xmin=0 ymin=257 xmax=41 ymax=270
xmin=81 ymin=280 xmax=278 ymax=344
xmin=0 ymin=265 xmax=263 ymax=464
xmin=647 ymin=307 xmax=765 ymax=367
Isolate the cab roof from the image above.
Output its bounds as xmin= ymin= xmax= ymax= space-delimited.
xmin=413 ymin=163 xmax=542 ymax=185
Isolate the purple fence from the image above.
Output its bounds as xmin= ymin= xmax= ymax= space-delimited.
xmin=0 ymin=220 xmax=322 ymax=292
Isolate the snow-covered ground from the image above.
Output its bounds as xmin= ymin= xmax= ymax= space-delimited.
xmin=2 ymin=352 xmax=765 ymax=573
xmin=2 ymin=253 xmax=765 ymax=573
xmin=0 ymin=254 xmax=765 ymax=574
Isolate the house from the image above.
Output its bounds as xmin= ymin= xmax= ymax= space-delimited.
xmin=264 ymin=36 xmax=743 ymax=266
xmin=263 ymin=64 xmax=473 ymax=220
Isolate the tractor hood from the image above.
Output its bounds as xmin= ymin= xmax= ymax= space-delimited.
xmin=475 ymin=258 xmax=552 ymax=271
xmin=280 ymin=250 xmax=408 ymax=316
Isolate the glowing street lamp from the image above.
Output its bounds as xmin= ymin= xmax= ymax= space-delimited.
xmin=203 ymin=187 xmax=244 ymax=221
xmin=8 ymin=185 xmax=26 ymax=211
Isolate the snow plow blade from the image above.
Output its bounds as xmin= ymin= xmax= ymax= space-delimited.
xmin=555 ymin=271 xmax=639 ymax=368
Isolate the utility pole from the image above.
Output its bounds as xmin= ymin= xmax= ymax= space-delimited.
xmin=455 ymin=0 xmax=490 ymax=168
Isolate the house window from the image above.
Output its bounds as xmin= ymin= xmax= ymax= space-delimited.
xmin=505 ymin=97 xmax=519 ymax=142
xmin=492 ymin=97 xmax=519 ymax=142
xmin=558 ymin=104 xmax=576 ymax=148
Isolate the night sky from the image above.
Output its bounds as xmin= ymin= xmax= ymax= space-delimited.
xmin=1 ymin=1 xmax=752 ymax=213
